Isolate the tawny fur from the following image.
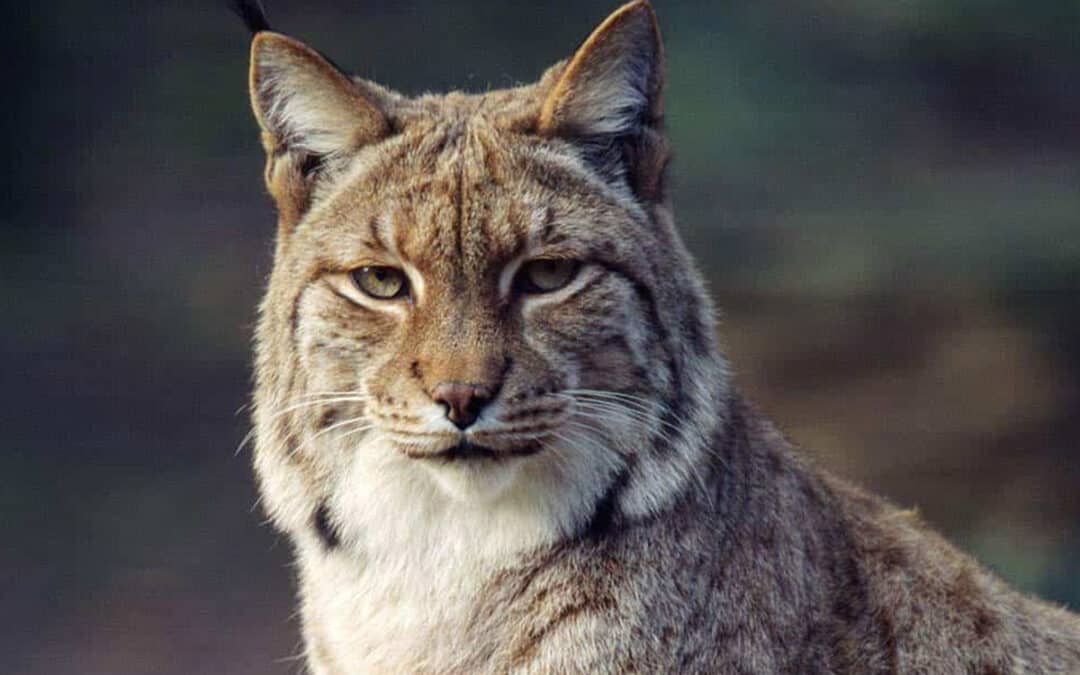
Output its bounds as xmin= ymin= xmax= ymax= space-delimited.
xmin=241 ymin=2 xmax=1080 ymax=673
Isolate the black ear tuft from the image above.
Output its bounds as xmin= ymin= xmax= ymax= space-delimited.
xmin=232 ymin=0 xmax=271 ymax=35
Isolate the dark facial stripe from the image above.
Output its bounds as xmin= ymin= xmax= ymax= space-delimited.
xmin=579 ymin=463 xmax=632 ymax=542
xmin=454 ymin=149 xmax=467 ymax=261
xmin=316 ymin=407 xmax=341 ymax=430
xmin=313 ymin=502 xmax=340 ymax=550
xmin=287 ymin=270 xmax=327 ymax=357
xmin=368 ymin=213 xmax=388 ymax=252
xmin=600 ymin=261 xmax=690 ymax=456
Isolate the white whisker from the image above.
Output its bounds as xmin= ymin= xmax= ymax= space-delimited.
xmin=558 ymin=392 xmax=714 ymax=500
xmin=265 ymin=395 xmax=367 ymax=420
xmin=236 ymin=393 xmax=368 ymax=456
xmin=298 ymin=416 xmax=374 ymax=453
xmin=565 ymin=398 xmax=683 ymax=444
xmin=560 ymin=389 xmax=696 ymax=432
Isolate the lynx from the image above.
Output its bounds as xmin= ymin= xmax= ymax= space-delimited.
xmin=237 ymin=1 xmax=1080 ymax=672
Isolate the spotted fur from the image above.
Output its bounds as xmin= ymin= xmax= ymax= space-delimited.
xmin=242 ymin=2 xmax=1080 ymax=673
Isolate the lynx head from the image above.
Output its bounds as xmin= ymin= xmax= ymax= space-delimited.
xmin=246 ymin=1 xmax=728 ymax=557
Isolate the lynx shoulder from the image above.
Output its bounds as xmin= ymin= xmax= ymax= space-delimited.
xmin=235 ymin=1 xmax=1080 ymax=672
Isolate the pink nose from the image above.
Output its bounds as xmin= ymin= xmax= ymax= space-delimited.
xmin=431 ymin=382 xmax=492 ymax=429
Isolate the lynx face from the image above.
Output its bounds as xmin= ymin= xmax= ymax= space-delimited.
xmin=294 ymin=120 xmax=683 ymax=496
xmin=249 ymin=1 xmax=725 ymax=551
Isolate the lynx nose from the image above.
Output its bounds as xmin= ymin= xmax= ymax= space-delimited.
xmin=431 ymin=382 xmax=492 ymax=429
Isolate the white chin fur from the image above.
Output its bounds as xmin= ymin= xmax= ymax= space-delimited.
xmin=419 ymin=456 xmax=524 ymax=503
xmin=304 ymin=424 xmax=693 ymax=672
xmin=328 ymin=432 xmax=621 ymax=562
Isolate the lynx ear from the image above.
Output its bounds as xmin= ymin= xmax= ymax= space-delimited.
xmin=248 ymin=32 xmax=389 ymax=226
xmin=538 ymin=1 xmax=667 ymax=201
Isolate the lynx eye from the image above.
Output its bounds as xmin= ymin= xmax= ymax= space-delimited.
xmin=350 ymin=266 xmax=408 ymax=300
xmin=517 ymin=259 xmax=580 ymax=294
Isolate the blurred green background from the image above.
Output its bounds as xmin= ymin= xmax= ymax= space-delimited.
xmin=2 ymin=1 xmax=1077 ymax=672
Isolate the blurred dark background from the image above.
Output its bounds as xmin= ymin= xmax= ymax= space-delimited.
xmin=2 ymin=1 xmax=1077 ymax=672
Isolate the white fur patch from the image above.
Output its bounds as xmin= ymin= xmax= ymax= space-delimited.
xmin=305 ymin=430 xmax=623 ymax=672
xmin=559 ymin=57 xmax=649 ymax=138
xmin=254 ymin=45 xmax=379 ymax=157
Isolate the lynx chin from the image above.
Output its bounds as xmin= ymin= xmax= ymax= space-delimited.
xmin=236 ymin=1 xmax=1080 ymax=672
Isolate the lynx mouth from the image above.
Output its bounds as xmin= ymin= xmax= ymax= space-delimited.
xmin=418 ymin=440 xmax=544 ymax=463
